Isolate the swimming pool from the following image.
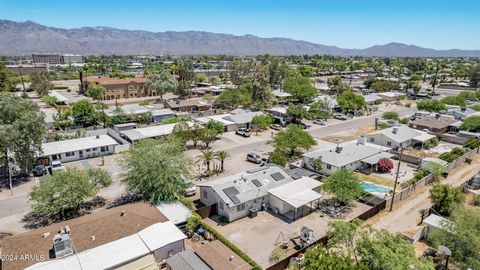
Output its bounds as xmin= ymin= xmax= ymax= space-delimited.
xmin=360 ymin=182 xmax=391 ymax=196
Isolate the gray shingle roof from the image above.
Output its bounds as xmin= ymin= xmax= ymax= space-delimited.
xmin=166 ymin=251 xmax=211 ymax=270
xmin=303 ymin=142 xmax=385 ymax=167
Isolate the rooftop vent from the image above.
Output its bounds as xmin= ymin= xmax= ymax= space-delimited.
xmin=53 ymin=234 xmax=73 ymax=258
xmin=392 ymin=127 xmax=399 ymax=134
xmin=120 ymin=210 xmax=126 ymax=217
xmin=335 ymin=145 xmax=343 ymax=153
xmin=96 ymin=135 xmax=100 ymax=139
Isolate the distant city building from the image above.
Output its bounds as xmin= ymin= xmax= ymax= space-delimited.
xmin=62 ymin=54 xmax=83 ymax=64
xmin=32 ymin=53 xmax=84 ymax=64
xmin=82 ymin=76 xmax=151 ymax=100
xmin=32 ymin=53 xmax=63 ymax=64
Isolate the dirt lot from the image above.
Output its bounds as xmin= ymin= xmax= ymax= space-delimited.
xmin=321 ymin=125 xmax=376 ymax=143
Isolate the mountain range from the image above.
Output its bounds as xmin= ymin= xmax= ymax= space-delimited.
xmin=1 ymin=20 xmax=479 ymax=57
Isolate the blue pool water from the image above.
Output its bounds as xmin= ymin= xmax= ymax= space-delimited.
xmin=360 ymin=182 xmax=391 ymax=195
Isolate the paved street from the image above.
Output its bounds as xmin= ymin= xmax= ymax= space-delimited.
xmin=0 ymin=105 xmax=415 ymax=234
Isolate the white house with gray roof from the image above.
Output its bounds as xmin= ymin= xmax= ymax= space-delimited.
xmin=302 ymin=140 xmax=392 ymax=176
xmin=364 ymin=125 xmax=435 ymax=149
xmin=198 ymin=166 xmax=322 ymax=221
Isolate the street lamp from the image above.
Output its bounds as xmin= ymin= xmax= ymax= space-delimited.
xmin=389 ymin=143 xmax=404 ymax=212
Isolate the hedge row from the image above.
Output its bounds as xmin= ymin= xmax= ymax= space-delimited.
xmin=439 ymin=147 xmax=465 ymax=162
xmin=199 ymin=220 xmax=262 ymax=270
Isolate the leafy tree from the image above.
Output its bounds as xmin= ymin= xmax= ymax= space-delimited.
xmin=195 ymin=73 xmax=209 ymax=83
xmin=270 ymin=124 xmax=316 ymax=157
xmin=205 ymin=120 xmax=224 ymax=134
xmin=53 ymin=106 xmax=75 ymax=130
xmin=423 ymin=162 xmax=446 ymax=182
xmin=268 ymin=58 xmax=289 ymax=89
xmin=85 ymin=83 xmax=106 ymax=101
xmin=370 ymin=80 xmax=396 ymax=92
xmin=251 ymin=114 xmax=273 ymax=135
xmin=382 ymin=111 xmax=399 ymax=121
xmin=214 ymin=150 xmax=230 ymax=172
xmin=417 ymin=99 xmax=447 ymax=112
xmin=337 ymin=91 xmax=367 ymax=112
xmin=215 ymin=87 xmax=251 ymax=108
xmin=121 ymin=138 xmax=193 ymax=203
xmin=30 ymin=72 xmax=53 ymax=96
xmin=172 ymin=121 xmax=192 ymax=144
xmin=312 ymin=158 xmax=323 ymax=172
xmin=145 ymin=69 xmax=177 ymax=100
xmin=441 ymin=95 xmax=466 ymax=107
xmin=251 ymin=64 xmax=273 ymax=107
xmin=72 ymin=99 xmax=98 ymax=127
xmin=317 ymin=219 xmax=434 ymax=270
xmin=268 ymin=150 xmax=287 ymax=167
xmin=429 ymin=183 xmax=465 ymax=216
xmin=197 ymin=149 xmax=215 ymax=172
xmin=229 ymin=60 xmax=253 ymax=85
xmin=297 ymin=65 xmax=314 ymax=77
xmin=286 ymin=103 xmax=308 ymax=120
xmin=469 ymin=64 xmax=480 ymax=88
xmin=303 ymin=245 xmax=368 ymax=270
xmin=429 ymin=206 xmax=480 ymax=269
xmin=0 ymin=61 xmax=16 ymax=92
xmin=283 ymin=76 xmax=317 ymax=103
xmin=327 ymin=76 xmax=341 ymax=90
xmin=0 ymin=94 xmax=46 ymax=174
xmin=323 ymin=168 xmax=363 ymax=204
xmin=110 ymin=107 xmax=127 ymax=125
xmin=460 ymin=116 xmax=480 ymax=132
xmin=458 ymin=90 xmax=478 ymax=101
xmin=200 ymin=128 xmax=218 ymax=148
xmin=29 ymin=168 xmax=111 ymax=220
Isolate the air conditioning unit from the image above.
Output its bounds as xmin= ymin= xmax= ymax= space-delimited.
xmin=53 ymin=234 xmax=73 ymax=258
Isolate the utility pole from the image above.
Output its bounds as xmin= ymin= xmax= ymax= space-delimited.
xmin=18 ymin=65 xmax=26 ymax=94
xmin=389 ymin=144 xmax=404 ymax=211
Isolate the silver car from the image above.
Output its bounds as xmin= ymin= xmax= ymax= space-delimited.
xmin=246 ymin=152 xmax=262 ymax=164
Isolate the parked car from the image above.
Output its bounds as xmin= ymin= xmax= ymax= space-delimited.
xmin=259 ymin=157 xmax=268 ymax=166
xmin=246 ymin=152 xmax=263 ymax=164
xmin=385 ymin=119 xmax=399 ymax=126
xmin=51 ymin=160 xmax=66 ymax=173
xmin=182 ymin=177 xmax=196 ymax=196
xmin=333 ymin=113 xmax=347 ymax=120
xmin=235 ymin=127 xmax=251 ymax=137
xmin=298 ymin=122 xmax=311 ymax=129
xmin=32 ymin=165 xmax=47 ymax=177
xmin=270 ymin=124 xmax=283 ymax=130
xmin=313 ymin=119 xmax=326 ymax=125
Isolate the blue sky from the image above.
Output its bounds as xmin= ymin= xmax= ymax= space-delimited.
xmin=1 ymin=0 xmax=479 ymax=50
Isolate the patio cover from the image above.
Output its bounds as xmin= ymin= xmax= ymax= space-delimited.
xmin=413 ymin=133 xmax=436 ymax=142
xmin=268 ymin=177 xmax=321 ymax=209
xmin=361 ymin=152 xmax=395 ymax=165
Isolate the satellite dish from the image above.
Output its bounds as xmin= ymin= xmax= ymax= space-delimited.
xmin=438 ymin=245 xmax=452 ymax=256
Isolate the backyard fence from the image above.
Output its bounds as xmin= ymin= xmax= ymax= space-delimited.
xmin=440 ymin=133 xmax=469 ymax=145
xmin=388 ymin=150 xmax=421 ymax=165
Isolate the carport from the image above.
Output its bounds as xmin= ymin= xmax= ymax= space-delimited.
xmin=413 ymin=133 xmax=437 ymax=149
xmin=268 ymin=177 xmax=322 ymax=221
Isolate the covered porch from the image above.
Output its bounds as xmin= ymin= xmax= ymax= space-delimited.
xmin=413 ymin=133 xmax=437 ymax=149
xmin=358 ymin=152 xmax=395 ymax=174
xmin=268 ymin=177 xmax=322 ymax=221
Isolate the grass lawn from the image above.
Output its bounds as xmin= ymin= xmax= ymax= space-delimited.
xmin=355 ymin=172 xmax=394 ymax=188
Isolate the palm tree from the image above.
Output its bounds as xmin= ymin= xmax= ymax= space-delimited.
xmin=214 ymin=150 xmax=230 ymax=172
xmin=197 ymin=149 xmax=215 ymax=172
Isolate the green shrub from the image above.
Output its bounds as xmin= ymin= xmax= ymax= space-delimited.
xmin=405 ymin=103 xmax=411 ymax=108
xmin=199 ymin=220 xmax=262 ymax=269
xmin=186 ymin=213 xmax=201 ymax=231
xmin=219 ymin=215 xmax=229 ymax=223
xmin=399 ymin=117 xmax=409 ymax=124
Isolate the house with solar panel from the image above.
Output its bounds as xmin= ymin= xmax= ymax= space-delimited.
xmin=197 ymin=166 xmax=322 ymax=222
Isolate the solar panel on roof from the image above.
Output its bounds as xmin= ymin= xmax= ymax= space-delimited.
xmin=252 ymin=179 xmax=262 ymax=187
xmin=229 ymin=194 xmax=241 ymax=204
xmin=271 ymin=172 xmax=285 ymax=181
xmin=223 ymin=186 xmax=239 ymax=196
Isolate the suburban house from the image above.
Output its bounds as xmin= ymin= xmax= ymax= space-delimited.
xmin=189 ymin=240 xmax=250 ymax=270
xmin=38 ymin=135 xmax=118 ymax=164
xmin=1 ymin=203 xmax=186 ymax=270
xmin=166 ymin=98 xmax=211 ymax=113
xmin=268 ymin=106 xmax=288 ymax=119
xmin=120 ymin=122 xmax=194 ymax=143
xmin=82 ymin=76 xmax=150 ymax=100
xmin=447 ymin=106 xmax=480 ymax=120
xmin=301 ymin=140 xmax=393 ymax=175
xmin=364 ymin=125 xmax=436 ymax=149
xmin=363 ymin=93 xmax=382 ymax=105
xmin=196 ymin=110 xmax=264 ymax=131
xmin=198 ymin=166 xmax=322 ymax=222
xmin=103 ymin=104 xmax=174 ymax=123
xmin=408 ymin=114 xmax=457 ymax=133
xmin=377 ymin=91 xmax=405 ymax=101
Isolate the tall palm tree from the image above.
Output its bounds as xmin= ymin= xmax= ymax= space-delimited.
xmin=214 ymin=150 xmax=230 ymax=172
xmin=197 ymin=149 xmax=215 ymax=172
